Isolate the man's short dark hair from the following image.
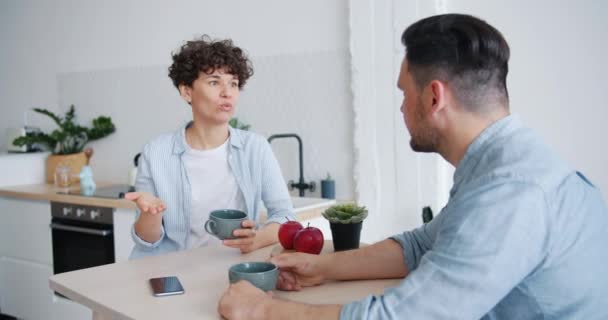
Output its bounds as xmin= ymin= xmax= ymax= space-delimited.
xmin=402 ymin=14 xmax=510 ymax=111
xmin=168 ymin=35 xmax=253 ymax=89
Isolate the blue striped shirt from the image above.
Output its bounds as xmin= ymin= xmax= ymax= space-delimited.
xmin=341 ymin=115 xmax=608 ymax=319
xmin=129 ymin=124 xmax=295 ymax=259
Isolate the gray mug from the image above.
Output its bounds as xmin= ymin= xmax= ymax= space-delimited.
xmin=204 ymin=209 xmax=247 ymax=240
xmin=228 ymin=262 xmax=279 ymax=291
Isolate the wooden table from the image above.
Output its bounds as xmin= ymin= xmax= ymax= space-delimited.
xmin=49 ymin=241 xmax=402 ymax=320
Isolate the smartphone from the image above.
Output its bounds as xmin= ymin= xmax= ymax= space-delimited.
xmin=149 ymin=276 xmax=185 ymax=297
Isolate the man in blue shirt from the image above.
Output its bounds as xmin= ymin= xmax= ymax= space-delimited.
xmin=218 ymin=14 xmax=608 ymax=320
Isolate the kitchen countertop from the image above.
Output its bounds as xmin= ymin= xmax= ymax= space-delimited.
xmin=0 ymin=182 xmax=137 ymax=209
xmin=50 ymin=240 xmax=401 ymax=320
xmin=0 ymin=182 xmax=336 ymax=221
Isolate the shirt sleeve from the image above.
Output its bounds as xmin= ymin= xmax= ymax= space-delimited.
xmin=131 ymin=144 xmax=165 ymax=249
xmin=390 ymin=216 xmax=439 ymax=273
xmin=259 ymin=137 xmax=296 ymax=225
xmin=341 ymin=180 xmax=549 ymax=319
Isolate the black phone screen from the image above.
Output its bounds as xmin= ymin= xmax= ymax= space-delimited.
xmin=149 ymin=276 xmax=185 ymax=297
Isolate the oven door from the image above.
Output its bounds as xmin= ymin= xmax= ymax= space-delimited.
xmin=50 ymin=218 xmax=115 ymax=275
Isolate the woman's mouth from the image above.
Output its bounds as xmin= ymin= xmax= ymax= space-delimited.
xmin=219 ymin=103 xmax=233 ymax=112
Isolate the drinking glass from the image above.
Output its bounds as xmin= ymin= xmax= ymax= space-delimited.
xmin=54 ymin=164 xmax=71 ymax=190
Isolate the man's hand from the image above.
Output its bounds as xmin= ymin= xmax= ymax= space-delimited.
xmin=124 ymin=192 xmax=166 ymax=215
xmin=218 ymin=280 xmax=272 ymax=320
xmin=223 ymin=220 xmax=258 ymax=253
xmin=270 ymin=252 xmax=326 ymax=291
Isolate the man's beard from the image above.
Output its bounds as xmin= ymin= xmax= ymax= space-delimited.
xmin=409 ymin=101 xmax=439 ymax=153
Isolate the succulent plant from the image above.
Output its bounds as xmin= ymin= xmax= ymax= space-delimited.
xmin=322 ymin=203 xmax=368 ymax=224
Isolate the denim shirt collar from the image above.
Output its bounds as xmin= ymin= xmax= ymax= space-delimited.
xmin=171 ymin=121 xmax=243 ymax=155
xmin=450 ymin=114 xmax=522 ymax=197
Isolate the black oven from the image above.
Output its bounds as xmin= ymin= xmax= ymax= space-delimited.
xmin=50 ymin=202 xmax=115 ymax=275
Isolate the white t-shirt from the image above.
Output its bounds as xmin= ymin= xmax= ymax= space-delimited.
xmin=183 ymin=138 xmax=246 ymax=249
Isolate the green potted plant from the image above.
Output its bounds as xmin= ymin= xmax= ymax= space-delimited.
xmin=228 ymin=117 xmax=250 ymax=130
xmin=322 ymin=203 xmax=368 ymax=251
xmin=12 ymin=105 xmax=115 ymax=183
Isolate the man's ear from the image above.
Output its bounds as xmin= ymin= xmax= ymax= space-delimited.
xmin=178 ymin=84 xmax=192 ymax=104
xmin=428 ymin=80 xmax=448 ymax=115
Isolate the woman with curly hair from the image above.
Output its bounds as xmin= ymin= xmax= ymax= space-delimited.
xmin=125 ymin=36 xmax=295 ymax=259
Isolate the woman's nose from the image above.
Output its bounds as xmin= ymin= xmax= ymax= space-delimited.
xmin=219 ymin=84 xmax=229 ymax=97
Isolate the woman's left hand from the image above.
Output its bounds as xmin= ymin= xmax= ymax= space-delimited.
xmin=223 ymin=220 xmax=258 ymax=253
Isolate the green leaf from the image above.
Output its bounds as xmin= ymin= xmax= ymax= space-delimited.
xmin=322 ymin=203 xmax=368 ymax=224
xmin=33 ymin=108 xmax=62 ymax=127
xmin=228 ymin=117 xmax=251 ymax=131
xmin=87 ymin=116 xmax=116 ymax=140
xmin=13 ymin=132 xmax=57 ymax=151
xmin=63 ymin=105 xmax=76 ymax=124
xmin=18 ymin=105 xmax=115 ymax=154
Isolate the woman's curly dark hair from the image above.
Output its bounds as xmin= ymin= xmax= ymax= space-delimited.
xmin=168 ymin=35 xmax=254 ymax=89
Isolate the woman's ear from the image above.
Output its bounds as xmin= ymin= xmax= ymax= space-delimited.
xmin=178 ymin=84 xmax=192 ymax=105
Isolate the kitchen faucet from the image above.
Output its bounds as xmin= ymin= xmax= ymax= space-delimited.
xmin=267 ymin=133 xmax=315 ymax=197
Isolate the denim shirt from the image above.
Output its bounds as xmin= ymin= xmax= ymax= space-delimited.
xmin=129 ymin=124 xmax=295 ymax=259
xmin=341 ymin=115 xmax=608 ymax=319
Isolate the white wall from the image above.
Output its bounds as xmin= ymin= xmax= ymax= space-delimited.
xmin=350 ymin=0 xmax=451 ymax=242
xmin=2 ymin=0 xmax=607 ymax=242
xmin=351 ymin=0 xmax=608 ymax=242
xmin=446 ymin=0 xmax=608 ymax=197
xmin=0 ymin=0 xmax=354 ymax=199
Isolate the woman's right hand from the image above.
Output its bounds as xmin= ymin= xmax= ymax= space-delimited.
xmin=124 ymin=192 xmax=166 ymax=215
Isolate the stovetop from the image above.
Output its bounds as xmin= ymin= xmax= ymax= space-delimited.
xmin=62 ymin=184 xmax=135 ymax=199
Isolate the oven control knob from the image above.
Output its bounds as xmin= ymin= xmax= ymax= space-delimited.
xmin=76 ymin=208 xmax=86 ymax=218
xmin=62 ymin=207 xmax=72 ymax=216
xmin=90 ymin=210 xmax=100 ymax=220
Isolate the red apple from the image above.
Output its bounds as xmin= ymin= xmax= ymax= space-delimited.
xmin=293 ymin=224 xmax=324 ymax=254
xmin=278 ymin=220 xmax=303 ymax=249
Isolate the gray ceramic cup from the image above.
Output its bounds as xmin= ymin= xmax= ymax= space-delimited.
xmin=204 ymin=209 xmax=247 ymax=240
xmin=228 ymin=262 xmax=279 ymax=291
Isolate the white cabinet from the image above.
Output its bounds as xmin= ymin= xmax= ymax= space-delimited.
xmin=114 ymin=208 xmax=137 ymax=262
xmin=0 ymin=256 xmax=91 ymax=320
xmin=51 ymin=294 xmax=92 ymax=320
xmin=0 ymin=256 xmax=54 ymax=320
xmin=0 ymin=198 xmax=52 ymax=264
xmin=0 ymin=197 xmax=53 ymax=319
xmin=0 ymin=197 xmax=95 ymax=320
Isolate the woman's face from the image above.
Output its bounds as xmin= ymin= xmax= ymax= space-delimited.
xmin=180 ymin=68 xmax=240 ymax=126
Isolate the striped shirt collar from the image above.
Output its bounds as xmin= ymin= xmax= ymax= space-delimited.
xmin=172 ymin=121 xmax=243 ymax=155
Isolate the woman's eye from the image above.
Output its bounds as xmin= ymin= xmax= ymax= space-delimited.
xmin=209 ymin=81 xmax=218 ymax=85
xmin=231 ymin=82 xmax=239 ymax=88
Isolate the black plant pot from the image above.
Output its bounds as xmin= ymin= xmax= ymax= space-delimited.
xmin=330 ymin=222 xmax=362 ymax=251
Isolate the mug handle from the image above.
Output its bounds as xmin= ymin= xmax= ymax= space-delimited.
xmin=204 ymin=220 xmax=217 ymax=235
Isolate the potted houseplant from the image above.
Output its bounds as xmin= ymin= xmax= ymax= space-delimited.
xmin=12 ymin=105 xmax=115 ymax=184
xmin=229 ymin=117 xmax=251 ymax=130
xmin=322 ymin=203 xmax=368 ymax=251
